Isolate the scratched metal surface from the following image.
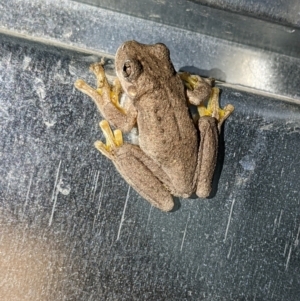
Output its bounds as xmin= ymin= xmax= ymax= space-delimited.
xmin=191 ymin=0 xmax=300 ymax=26
xmin=1 ymin=32 xmax=300 ymax=301
xmin=0 ymin=0 xmax=300 ymax=300
xmin=75 ymin=0 xmax=300 ymax=58
xmin=1 ymin=0 xmax=300 ymax=102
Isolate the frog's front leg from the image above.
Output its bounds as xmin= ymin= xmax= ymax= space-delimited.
xmin=75 ymin=63 xmax=137 ymax=133
xmin=95 ymin=120 xmax=174 ymax=212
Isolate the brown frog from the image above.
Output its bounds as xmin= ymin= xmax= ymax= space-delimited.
xmin=75 ymin=41 xmax=234 ymax=211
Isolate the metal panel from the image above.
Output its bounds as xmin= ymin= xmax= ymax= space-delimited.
xmin=0 ymin=1 xmax=300 ymax=300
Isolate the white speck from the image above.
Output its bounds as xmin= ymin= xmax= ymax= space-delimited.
xmin=2 ymin=52 xmax=12 ymax=65
xmin=63 ymin=27 xmax=73 ymax=38
xmin=224 ymin=198 xmax=236 ymax=242
xmin=284 ymin=27 xmax=295 ymax=33
xmin=180 ymin=213 xmax=190 ymax=252
xmin=22 ymin=56 xmax=32 ymax=70
xmin=44 ymin=120 xmax=56 ymax=127
xmin=260 ymin=123 xmax=273 ymax=131
xmin=116 ymin=186 xmax=131 ymax=241
xmin=68 ymin=64 xmax=77 ymax=76
xmin=239 ymin=155 xmax=256 ymax=171
xmin=129 ymin=127 xmax=139 ymax=145
xmin=57 ymin=178 xmax=71 ymax=195
xmin=49 ymin=160 xmax=61 ymax=227
xmin=149 ymin=14 xmax=160 ymax=18
xmin=34 ymin=78 xmax=46 ymax=100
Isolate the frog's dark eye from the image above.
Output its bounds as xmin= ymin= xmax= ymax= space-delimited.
xmin=122 ymin=59 xmax=143 ymax=82
xmin=123 ymin=61 xmax=132 ymax=77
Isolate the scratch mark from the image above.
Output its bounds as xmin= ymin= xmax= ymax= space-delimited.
xmin=273 ymin=217 xmax=278 ymax=234
xmin=49 ymin=160 xmax=61 ymax=227
xmin=285 ymin=243 xmax=292 ymax=271
xmin=194 ymin=265 xmax=200 ymax=279
xmin=273 ymin=209 xmax=284 ymax=234
xmin=22 ymin=173 xmax=33 ymax=219
xmin=185 ymin=267 xmax=189 ymax=278
xmin=93 ymin=174 xmax=107 ymax=230
xmin=271 ymin=275 xmax=279 ymax=299
xmin=278 ymin=210 xmax=283 ymax=227
xmin=280 ymin=168 xmax=284 ymax=177
xmin=283 ymin=242 xmax=288 ymax=256
xmin=84 ymin=169 xmax=93 ymax=196
xmin=116 ymin=186 xmax=131 ymax=241
xmin=180 ymin=213 xmax=190 ymax=252
xmin=227 ymin=240 xmax=233 ymax=259
xmin=145 ymin=205 xmax=153 ymax=231
xmin=224 ymin=198 xmax=236 ymax=242
xmin=91 ymin=170 xmax=100 ymax=203
xmin=294 ymin=225 xmax=300 ymax=247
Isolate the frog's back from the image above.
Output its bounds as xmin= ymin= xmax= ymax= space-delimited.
xmin=137 ymin=78 xmax=198 ymax=175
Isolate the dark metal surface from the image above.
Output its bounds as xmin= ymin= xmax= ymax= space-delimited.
xmin=0 ymin=0 xmax=300 ymax=300
xmin=74 ymin=0 xmax=300 ymax=57
xmin=1 ymin=31 xmax=300 ymax=301
xmin=0 ymin=0 xmax=300 ymax=101
xmin=191 ymin=0 xmax=300 ymax=26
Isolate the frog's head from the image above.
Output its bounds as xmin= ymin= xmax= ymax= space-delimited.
xmin=115 ymin=40 xmax=176 ymax=100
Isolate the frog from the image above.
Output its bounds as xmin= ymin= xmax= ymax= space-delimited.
xmin=75 ymin=40 xmax=234 ymax=211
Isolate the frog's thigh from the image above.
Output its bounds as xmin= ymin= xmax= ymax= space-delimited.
xmin=112 ymin=144 xmax=174 ymax=211
xmin=95 ymin=121 xmax=173 ymax=211
xmin=196 ymin=116 xmax=218 ymax=198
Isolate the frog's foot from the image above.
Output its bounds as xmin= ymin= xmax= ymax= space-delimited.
xmin=198 ymin=87 xmax=234 ymax=132
xmin=179 ymin=72 xmax=214 ymax=106
xmin=179 ymin=72 xmax=214 ymax=90
xmin=90 ymin=63 xmax=125 ymax=113
xmin=74 ymin=62 xmax=125 ymax=115
xmin=94 ymin=120 xmax=123 ymax=161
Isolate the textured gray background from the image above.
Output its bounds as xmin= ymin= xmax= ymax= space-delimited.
xmin=0 ymin=1 xmax=300 ymax=300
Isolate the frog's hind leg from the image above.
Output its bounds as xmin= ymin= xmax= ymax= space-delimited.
xmin=195 ymin=87 xmax=234 ymax=197
xmin=95 ymin=120 xmax=174 ymax=212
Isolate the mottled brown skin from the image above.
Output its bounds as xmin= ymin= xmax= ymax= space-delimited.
xmin=75 ymin=41 xmax=234 ymax=211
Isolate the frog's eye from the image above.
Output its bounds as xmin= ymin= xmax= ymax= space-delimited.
xmin=123 ymin=61 xmax=132 ymax=77
xmin=122 ymin=59 xmax=143 ymax=82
